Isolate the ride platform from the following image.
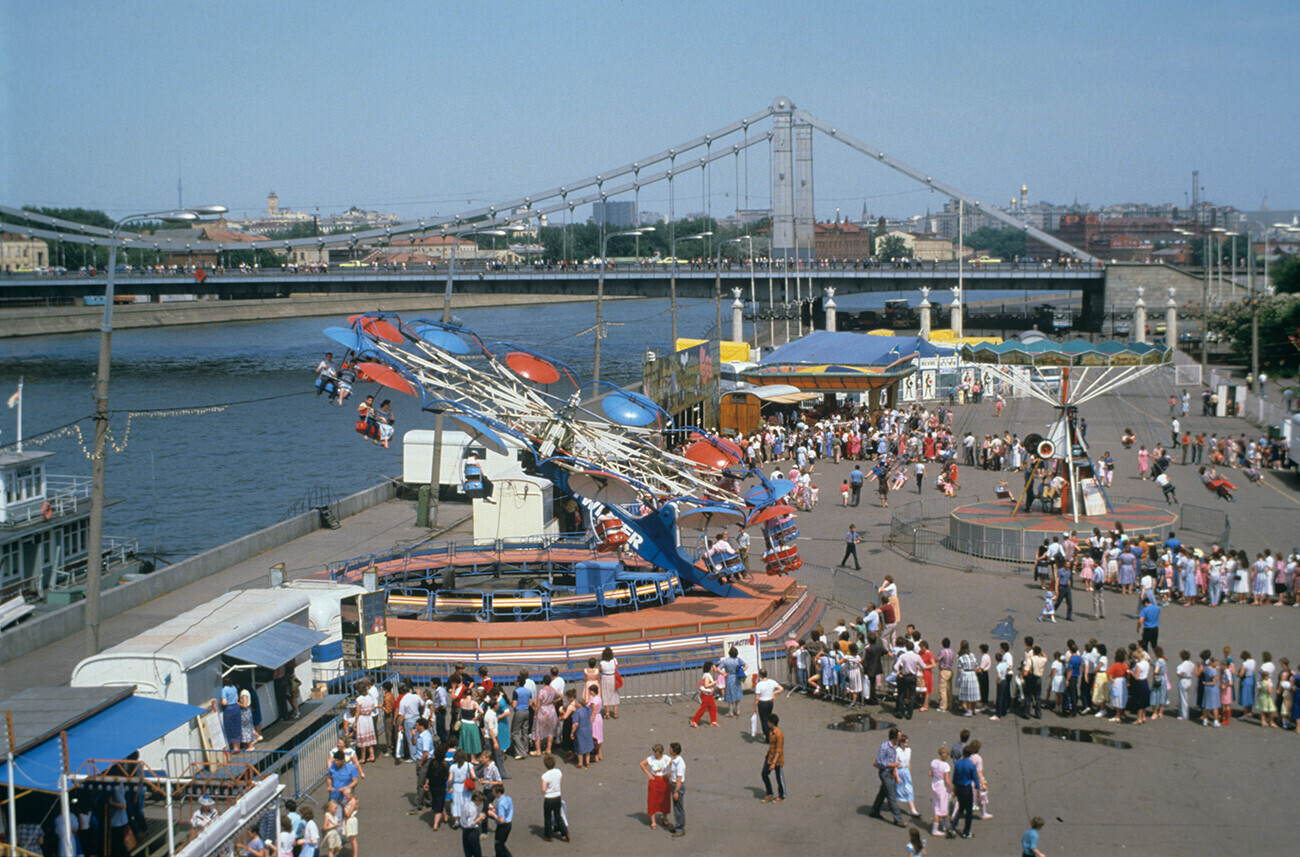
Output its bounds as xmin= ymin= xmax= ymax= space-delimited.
xmin=383 ymin=573 xmax=820 ymax=672
xmin=948 ymin=498 xmax=1178 ymax=563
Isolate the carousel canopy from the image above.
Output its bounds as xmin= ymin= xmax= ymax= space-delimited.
xmin=960 ymin=338 xmax=1170 ymax=368
xmin=761 ymin=331 xmax=950 ymax=366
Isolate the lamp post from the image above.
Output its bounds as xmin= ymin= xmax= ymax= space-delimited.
xmin=428 ymin=225 xmax=511 ymax=529
xmin=729 ymin=234 xmax=757 ymax=348
xmin=86 ymin=205 xmax=226 ymax=658
xmin=717 ymin=236 xmax=752 ymax=345
xmin=671 ymin=231 xmax=711 ymax=347
xmin=595 ymin=227 xmax=653 ymax=382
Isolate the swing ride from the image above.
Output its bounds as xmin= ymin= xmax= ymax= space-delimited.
xmin=946 ymin=339 xmax=1179 ymax=563
xmin=305 ymin=313 xmax=821 ymax=669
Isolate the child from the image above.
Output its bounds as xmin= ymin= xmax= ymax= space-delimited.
xmin=809 ymin=483 xmax=819 ymax=507
xmin=1038 ymin=591 xmax=1056 ymax=623
xmin=1080 ymin=554 xmax=1095 ymax=592
xmin=840 ymin=480 xmax=850 ymax=506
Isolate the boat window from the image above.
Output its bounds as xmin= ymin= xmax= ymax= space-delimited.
xmin=1 ymin=542 xmax=19 ymax=584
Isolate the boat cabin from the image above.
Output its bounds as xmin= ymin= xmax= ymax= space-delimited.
xmin=0 ymin=449 xmax=94 ymax=600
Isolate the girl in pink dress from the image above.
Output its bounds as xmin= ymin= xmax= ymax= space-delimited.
xmin=1080 ymin=556 xmax=1096 ymax=591
xmin=930 ymin=746 xmax=953 ymax=837
xmin=1137 ymin=446 xmax=1150 ymax=480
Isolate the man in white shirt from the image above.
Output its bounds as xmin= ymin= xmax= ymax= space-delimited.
xmin=752 ymin=669 xmax=784 ymax=742
xmin=894 ymin=641 xmax=925 ymax=720
xmin=397 ymin=684 xmax=422 ymax=761
xmin=668 ymin=742 xmax=686 ymax=837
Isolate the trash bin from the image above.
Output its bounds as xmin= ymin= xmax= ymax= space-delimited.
xmin=1268 ymin=424 xmax=1283 ymax=440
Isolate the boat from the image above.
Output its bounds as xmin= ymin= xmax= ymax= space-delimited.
xmin=0 ymin=447 xmax=145 ymax=618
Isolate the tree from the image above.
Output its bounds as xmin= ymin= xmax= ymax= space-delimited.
xmin=1207 ymin=293 xmax=1300 ymax=372
xmin=877 ymin=234 xmax=912 ymax=260
xmin=1271 ymin=255 xmax=1300 ymax=294
xmin=964 ymin=226 xmax=1026 ymax=260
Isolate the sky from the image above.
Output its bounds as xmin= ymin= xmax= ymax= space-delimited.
xmin=2 ymin=0 xmax=1297 ymax=224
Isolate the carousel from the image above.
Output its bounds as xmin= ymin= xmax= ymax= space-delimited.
xmin=947 ymin=339 xmax=1178 ymax=563
xmin=307 ymin=313 xmax=822 ymax=670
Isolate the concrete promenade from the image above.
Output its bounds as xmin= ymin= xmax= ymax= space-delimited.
xmin=316 ymin=372 xmax=1298 ymax=857
xmin=0 ymin=292 xmax=626 ymax=339
xmin=1 ymin=367 xmax=1296 ymax=855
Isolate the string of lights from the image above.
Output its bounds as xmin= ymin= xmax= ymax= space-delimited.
xmin=0 ymin=391 xmax=314 ymax=457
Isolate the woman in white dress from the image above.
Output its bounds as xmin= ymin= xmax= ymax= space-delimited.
xmin=355 ymin=690 xmax=377 ymax=763
xmin=598 ymin=646 xmax=621 ymax=719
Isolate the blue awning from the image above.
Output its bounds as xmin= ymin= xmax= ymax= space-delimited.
xmin=227 ymin=622 xmax=326 ymax=670
xmin=0 ymin=696 xmax=203 ymax=792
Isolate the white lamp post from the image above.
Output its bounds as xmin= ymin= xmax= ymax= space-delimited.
xmin=671 ymin=231 xmax=711 ymax=348
xmin=595 ymin=226 xmax=653 ymax=381
xmin=427 ymin=225 xmax=515 ymax=529
xmin=86 ymin=205 xmax=226 ymax=658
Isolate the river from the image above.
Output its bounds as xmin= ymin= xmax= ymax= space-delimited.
xmin=0 ymin=288 xmax=1068 ymax=566
xmin=0 ymin=296 xmax=718 ymax=565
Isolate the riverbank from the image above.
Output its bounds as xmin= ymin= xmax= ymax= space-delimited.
xmin=0 ymin=291 xmax=625 ymax=339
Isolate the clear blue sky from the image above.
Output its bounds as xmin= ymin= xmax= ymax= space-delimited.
xmin=2 ymin=0 xmax=1296 ymax=223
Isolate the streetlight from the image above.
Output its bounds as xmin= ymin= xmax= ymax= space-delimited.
xmin=86 ymin=205 xmax=226 ymax=658
xmin=733 ymin=234 xmax=758 ymax=347
xmin=670 ymin=231 xmax=710 ymax=350
xmin=1175 ymin=226 xmax=1212 ymax=369
xmin=594 ymin=226 xmax=653 ymax=382
xmin=427 ymin=225 xmax=517 ymax=530
xmin=718 ymin=236 xmax=757 ymax=347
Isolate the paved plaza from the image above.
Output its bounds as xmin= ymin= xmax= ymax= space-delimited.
xmin=303 ymin=370 xmax=1298 ymax=857
xmin=4 ymin=365 xmax=1298 ymax=856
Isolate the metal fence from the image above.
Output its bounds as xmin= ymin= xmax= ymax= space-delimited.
xmin=798 ymin=562 xmax=878 ymax=613
xmin=164 ymin=701 xmax=346 ymax=803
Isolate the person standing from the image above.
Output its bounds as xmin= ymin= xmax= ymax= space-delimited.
xmin=753 ymin=669 xmax=783 ymax=742
xmin=761 ymin=714 xmax=786 ymax=802
xmin=1137 ymin=599 xmax=1160 ymax=651
xmin=539 ymin=755 xmax=569 ymax=842
xmin=639 ymin=744 xmax=672 ymax=829
xmin=936 ymin=639 xmax=955 ymax=714
xmin=459 ymin=793 xmax=485 ymax=857
xmin=398 ymin=683 xmax=422 ymax=758
xmin=408 ymin=720 xmax=433 ymax=814
xmin=840 ymin=524 xmax=862 ymax=570
xmin=895 ymin=642 xmax=925 ymax=720
xmin=950 ymin=744 xmax=978 ymax=839
xmin=486 ymin=785 xmax=513 ymax=857
xmin=850 ymin=465 xmax=864 ymax=506
xmin=914 ymin=459 xmax=926 ymax=493
xmin=668 ymin=742 xmax=686 ymax=837
xmin=869 ymin=728 xmax=904 ymax=826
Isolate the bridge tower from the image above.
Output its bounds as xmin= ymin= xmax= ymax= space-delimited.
xmin=770 ymin=97 xmax=814 ymax=262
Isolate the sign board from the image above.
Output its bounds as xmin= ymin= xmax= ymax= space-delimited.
xmin=720 ymin=633 xmax=762 ymax=689
xmin=198 ymin=702 xmax=228 ymax=758
xmin=360 ymin=590 xmax=389 ymax=669
xmin=1079 ymin=478 xmax=1106 ymax=517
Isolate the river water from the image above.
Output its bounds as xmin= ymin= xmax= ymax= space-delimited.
xmin=0 ymin=288 xmax=1065 ymax=566
xmin=0 ymin=296 xmax=717 ymax=564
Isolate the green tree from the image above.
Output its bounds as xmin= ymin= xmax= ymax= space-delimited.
xmin=1207 ymin=292 xmax=1300 ymax=372
xmin=1270 ymin=255 xmax=1300 ymax=294
xmin=878 ymin=234 xmax=912 ymax=260
xmin=964 ymin=226 xmax=1026 ymax=260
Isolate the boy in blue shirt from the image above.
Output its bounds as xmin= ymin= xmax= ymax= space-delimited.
xmin=1022 ymin=817 xmax=1045 ymax=856
xmin=488 ymin=785 xmax=514 ymax=857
